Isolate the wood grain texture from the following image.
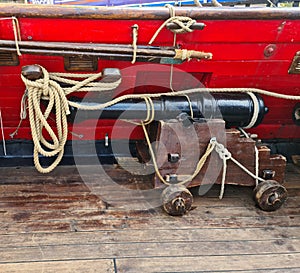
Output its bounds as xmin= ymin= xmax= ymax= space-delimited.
xmin=0 ymin=164 xmax=298 ymax=272
xmin=1 ymin=4 xmax=300 ymax=20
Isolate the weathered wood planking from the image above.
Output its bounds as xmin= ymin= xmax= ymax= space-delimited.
xmin=115 ymin=254 xmax=300 ymax=273
xmin=1 ymin=4 xmax=300 ymax=20
xmin=0 ymin=164 xmax=298 ymax=272
xmin=0 ymin=260 xmax=115 ymax=273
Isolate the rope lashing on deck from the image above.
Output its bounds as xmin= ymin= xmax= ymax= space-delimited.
xmin=0 ymin=17 xmax=21 ymax=56
xmin=19 ymin=66 xmax=300 ymax=173
xmin=148 ymin=4 xmax=196 ymax=45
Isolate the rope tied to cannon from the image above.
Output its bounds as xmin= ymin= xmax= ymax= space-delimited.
xmin=212 ymin=138 xmax=265 ymax=199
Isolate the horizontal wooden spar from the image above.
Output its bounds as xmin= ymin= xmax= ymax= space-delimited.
xmin=0 ymin=40 xmax=176 ymax=57
xmin=0 ymin=47 xmax=165 ymax=63
xmin=0 ymin=40 xmax=212 ymax=62
xmin=0 ymin=4 xmax=300 ymax=20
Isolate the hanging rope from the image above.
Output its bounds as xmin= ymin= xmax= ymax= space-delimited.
xmin=239 ymin=127 xmax=260 ymax=186
xmin=194 ymin=0 xmax=203 ymax=7
xmin=0 ymin=17 xmax=22 ymax=56
xmin=131 ymin=24 xmax=139 ymax=64
xmin=20 ymin=65 xmax=121 ymax=173
xmin=211 ymin=0 xmax=223 ymax=7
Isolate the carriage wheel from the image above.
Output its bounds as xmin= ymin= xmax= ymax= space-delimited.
xmin=161 ymin=184 xmax=193 ymax=216
xmin=253 ymin=180 xmax=287 ymax=211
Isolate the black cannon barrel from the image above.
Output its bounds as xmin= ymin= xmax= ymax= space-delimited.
xmin=69 ymin=92 xmax=267 ymax=128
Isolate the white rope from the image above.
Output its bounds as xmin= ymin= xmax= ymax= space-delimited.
xmin=212 ymin=138 xmax=265 ymax=199
xmin=131 ymin=24 xmax=139 ymax=64
xmin=239 ymin=127 xmax=259 ymax=186
xmin=148 ymin=4 xmax=196 ymax=45
xmin=184 ymin=95 xmax=194 ymax=119
xmin=20 ymin=65 xmax=121 ymax=173
xmin=0 ymin=17 xmax=22 ymax=56
xmin=194 ymin=0 xmax=203 ymax=7
xmin=67 ymin=87 xmax=300 ymax=112
xmin=142 ymin=121 xmax=216 ymax=186
xmin=211 ymin=0 xmax=223 ymax=7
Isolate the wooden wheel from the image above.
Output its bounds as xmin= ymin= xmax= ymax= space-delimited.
xmin=253 ymin=180 xmax=288 ymax=211
xmin=161 ymin=185 xmax=193 ymax=216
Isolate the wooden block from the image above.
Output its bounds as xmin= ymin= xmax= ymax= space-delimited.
xmin=149 ymin=119 xmax=286 ymax=188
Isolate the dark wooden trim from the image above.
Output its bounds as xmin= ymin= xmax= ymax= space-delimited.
xmin=1 ymin=4 xmax=300 ymax=20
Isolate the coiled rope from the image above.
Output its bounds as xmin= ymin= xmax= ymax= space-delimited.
xmin=20 ymin=65 xmax=121 ymax=173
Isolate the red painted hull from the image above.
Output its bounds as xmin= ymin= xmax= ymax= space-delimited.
xmin=0 ymin=4 xmax=299 ymax=143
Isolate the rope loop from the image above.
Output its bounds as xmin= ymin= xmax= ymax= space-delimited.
xmin=20 ymin=65 xmax=121 ymax=173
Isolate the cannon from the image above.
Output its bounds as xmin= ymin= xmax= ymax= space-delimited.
xmin=20 ymin=65 xmax=288 ymax=216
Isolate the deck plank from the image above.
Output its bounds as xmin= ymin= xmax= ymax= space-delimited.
xmin=116 ymin=254 xmax=300 ymax=273
xmin=0 ymin=259 xmax=115 ymax=273
xmin=0 ymin=164 xmax=298 ymax=272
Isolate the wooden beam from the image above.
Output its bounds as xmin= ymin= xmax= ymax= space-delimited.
xmin=1 ymin=4 xmax=300 ymax=20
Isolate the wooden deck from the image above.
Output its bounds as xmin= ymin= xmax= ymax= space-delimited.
xmin=0 ymin=163 xmax=299 ymax=272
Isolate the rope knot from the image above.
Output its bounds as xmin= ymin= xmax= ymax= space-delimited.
xmin=169 ymin=17 xmax=196 ymax=34
xmin=148 ymin=4 xmax=196 ymax=45
xmin=215 ymin=142 xmax=232 ymax=161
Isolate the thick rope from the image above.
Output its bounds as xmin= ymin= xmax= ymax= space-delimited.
xmin=244 ymin=92 xmax=260 ymax=129
xmin=0 ymin=17 xmax=21 ymax=56
xmin=149 ymin=16 xmax=196 ymax=45
xmin=148 ymin=4 xmax=196 ymax=45
xmin=131 ymin=24 xmax=139 ymax=64
xmin=194 ymin=0 xmax=203 ymax=7
xmin=20 ymin=65 xmax=121 ymax=173
xmin=211 ymin=0 xmax=223 ymax=7
xmin=69 ymin=87 xmax=300 ymax=112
